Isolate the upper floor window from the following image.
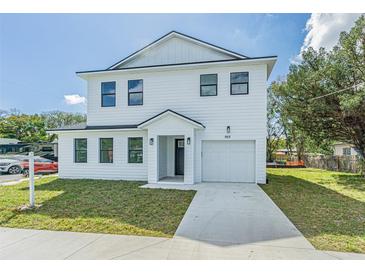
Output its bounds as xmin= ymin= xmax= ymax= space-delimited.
xmin=230 ymin=72 xmax=249 ymax=95
xmin=74 ymin=138 xmax=87 ymax=163
xmin=101 ymin=81 xmax=116 ymax=107
xmin=100 ymin=138 xmax=113 ymax=163
xmin=343 ymin=147 xmax=351 ymax=156
xmin=128 ymin=79 xmax=143 ymax=106
xmin=200 ymin=74 xmax=217 ymax=96
xmin=128 ymin=137 xmax=143 ymax=163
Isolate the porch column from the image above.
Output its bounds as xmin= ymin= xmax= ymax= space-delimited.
xmin=147 ymin=132 xmax=158 ymax=184
xmin=184 ymin=129 xmax=195 ymax=184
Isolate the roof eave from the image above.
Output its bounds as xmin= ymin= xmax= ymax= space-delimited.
xmin=76 ymin=56 xmax=278 ymax=78
xmin=46 ymin=128 xmax=141 ymax=134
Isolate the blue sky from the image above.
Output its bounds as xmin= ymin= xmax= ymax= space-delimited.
xmin=0 ymin=13 xmax=310 ymax=113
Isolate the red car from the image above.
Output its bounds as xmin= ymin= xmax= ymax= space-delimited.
xmin=22 ymin=157 xmax=58 ymax=176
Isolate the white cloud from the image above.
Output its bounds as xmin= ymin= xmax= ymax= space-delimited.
xmin=64 ymin=94 xmax=86 ymax=105
xmin=294 ymin=13 xmax=361 ymax=62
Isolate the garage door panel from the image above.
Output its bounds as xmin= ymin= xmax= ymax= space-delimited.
xmin=202 ymin=140 xmax=255 ymax=183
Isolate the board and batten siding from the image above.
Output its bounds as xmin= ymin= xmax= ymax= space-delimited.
xmin=84 ymin=62 xmax=267 ymax=183
xmin=57 ymin=130 xmax=148 ymax=180
xmin=120 ymin=37 xmax=234 ymax=68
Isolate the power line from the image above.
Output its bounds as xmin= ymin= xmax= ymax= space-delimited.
xmin=309 ymin=82 xmax=365 ymax=101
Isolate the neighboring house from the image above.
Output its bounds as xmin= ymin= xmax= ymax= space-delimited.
xmin=0 ymin=138 xmax=58 ymax=161
xmin=0 ymin=138 xmax=21 ymax=154
xmin=333 ymin=143 xmax=359 ymax=156
xmin=274 ymin=149 xmax=297 ymax=161
xmin=49 ymin=31 xmax=276 ymax=184
xmin=0 ymin=138 xmax=20 ymax=145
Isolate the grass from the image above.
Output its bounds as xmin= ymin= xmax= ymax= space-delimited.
xmin=0 ymin=177 xmax=196 ymax=237
xmin=262 ymin=168 xmax=365 ymax=253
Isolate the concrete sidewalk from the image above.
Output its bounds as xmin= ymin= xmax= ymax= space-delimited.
xmin=1 ymin=227 xmax=365 ymax=259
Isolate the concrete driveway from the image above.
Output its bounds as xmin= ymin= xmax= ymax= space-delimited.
xmin=173 ymin=183 xmax=313 ymax=248
xmin=1 ymin=182 xmax=364 ymax=259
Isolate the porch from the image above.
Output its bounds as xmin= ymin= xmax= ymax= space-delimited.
xmin=157 ymin=135 xmax=185 ymax=183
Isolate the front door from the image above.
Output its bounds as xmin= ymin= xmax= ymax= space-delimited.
xmin=175 ymin=139 xmax=184 ymax=175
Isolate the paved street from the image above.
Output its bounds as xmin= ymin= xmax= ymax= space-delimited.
xmin=0 ymin=174 xmax=25 ymax=185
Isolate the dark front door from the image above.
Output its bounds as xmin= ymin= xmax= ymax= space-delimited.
xmin=175 ymin=139 xmax=184 ymax=175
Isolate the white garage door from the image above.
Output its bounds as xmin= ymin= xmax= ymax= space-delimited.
xmin=202 ymin=140 xmax=255 ymax=183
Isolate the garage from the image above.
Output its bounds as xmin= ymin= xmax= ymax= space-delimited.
xmin=202 ymin=140 xmax=255 ymax=183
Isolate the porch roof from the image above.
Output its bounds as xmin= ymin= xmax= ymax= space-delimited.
xmin=138 ymin=109 xmax=205 ymax=129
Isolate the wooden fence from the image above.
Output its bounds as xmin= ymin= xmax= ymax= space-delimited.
xmin=303 ymin=154 xmax=362 ymax=173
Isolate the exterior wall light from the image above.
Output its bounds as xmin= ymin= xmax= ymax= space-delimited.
xmin=227 ymin=126 xmax=231 ymax=134
xmin=149 ymin=138 xmax=154 ymax=145
xmin=186 ymin=137 xmax=191 ymax=145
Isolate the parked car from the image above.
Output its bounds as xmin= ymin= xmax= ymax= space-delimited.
xmin=0 ymin=158 xmax=23 ymax=174
xmin=21 ymin=157 xmax=58 ymax=176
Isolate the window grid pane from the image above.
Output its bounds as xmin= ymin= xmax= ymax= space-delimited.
xmin=101 ymin=82 xmax=116 ymax=94
xmin=200 ymin=74 xmax=217 ymax=85
xmin=75 ymin=139 xmax=87 ymax=163
xmin=100 ymin=138 xmax=113 ymax=163
xmin=200 ymin=74 xmax=217 ymax=96
xmin=201 ymin=85 xmax=217 ymax=96
xmin=231 ymin=83 xmax=248 ymax=95
xmin=102 ymin=94 xmax=116 ymax=107
xmin=230 ymin=72 xmax=248 ymax=83
xmin=128 ymin=79 xmax=143 ymax=105
xmin=128 ymin=80 xmax=143 ymax=93
xmin=128 ymin=92 xmax=143 ymax=105
xmin=230 ymin=72 xmax=249 ymax=95
xmin=101 ymin=82 xmax=116 ymax=107
xmin=128 ymin=137 xmax=143 ymax=163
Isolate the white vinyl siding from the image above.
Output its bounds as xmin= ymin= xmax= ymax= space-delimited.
xmin=84 ymin=62 xmax=267 ymax=183
xmin=58 ymin=130 xmax=147 ymax=180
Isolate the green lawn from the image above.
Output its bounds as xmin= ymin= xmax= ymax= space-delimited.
xmin=0 ymin=177 xmax=196 ymax=237
xmin=262 ymin=168 xmax=365 ymax=253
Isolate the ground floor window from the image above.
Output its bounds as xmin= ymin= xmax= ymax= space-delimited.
xmin=100 ymin=138 xmax=113 ymax=163
xmin=128 ymin=137 xmax=143 ymax=163
xmin=74 ymin=138 xmax=87 ymax=163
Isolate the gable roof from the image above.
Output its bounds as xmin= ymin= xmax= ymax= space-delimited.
xmin=138 ymin=109 xmax=205 ymax=129
xmin=107 ymin=31 xmax=248 ymax=70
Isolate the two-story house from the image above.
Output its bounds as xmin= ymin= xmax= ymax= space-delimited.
xmin=49 ymin=31 xmax=276 ymax=184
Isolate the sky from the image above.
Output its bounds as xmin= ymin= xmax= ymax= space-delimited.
xmin=0 ymin=13 xmax=362 ymax=114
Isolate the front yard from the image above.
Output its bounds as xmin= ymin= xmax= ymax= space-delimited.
xmin=0 ymin=177 xmax=195 ymax=237
xmin=262 ymin=168 xmax=365 ymax=253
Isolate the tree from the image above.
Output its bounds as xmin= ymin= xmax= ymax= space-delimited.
xmin=0 ymin=114 xmax=48 ymax=142
xmin=40 ymin=111 xmax=86 ymax=141
xmin=272 ymin=16 xmax=365 ymax=171
xmin=267 ymin=86 xmax=285 ymax=161
xmin=0 ymin=111 xmax=86 ymax=143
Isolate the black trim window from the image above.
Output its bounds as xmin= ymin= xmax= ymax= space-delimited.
xmin=74 ymin=138 xmax=87 ymax=163
xmin=101 ymin=81 xmax=116 ymax=107
xmin=230 ymin=72 xmax=249 ymax=95
xmin=128 ymin=137 xmax=143 ymax=163
xmin=200 ymin=74 xmax=217 ymax=96
xmin=128 ymin=79 xmax=143 ymax=106
xmin=100 ymin=138 xmax=113 ymax=163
